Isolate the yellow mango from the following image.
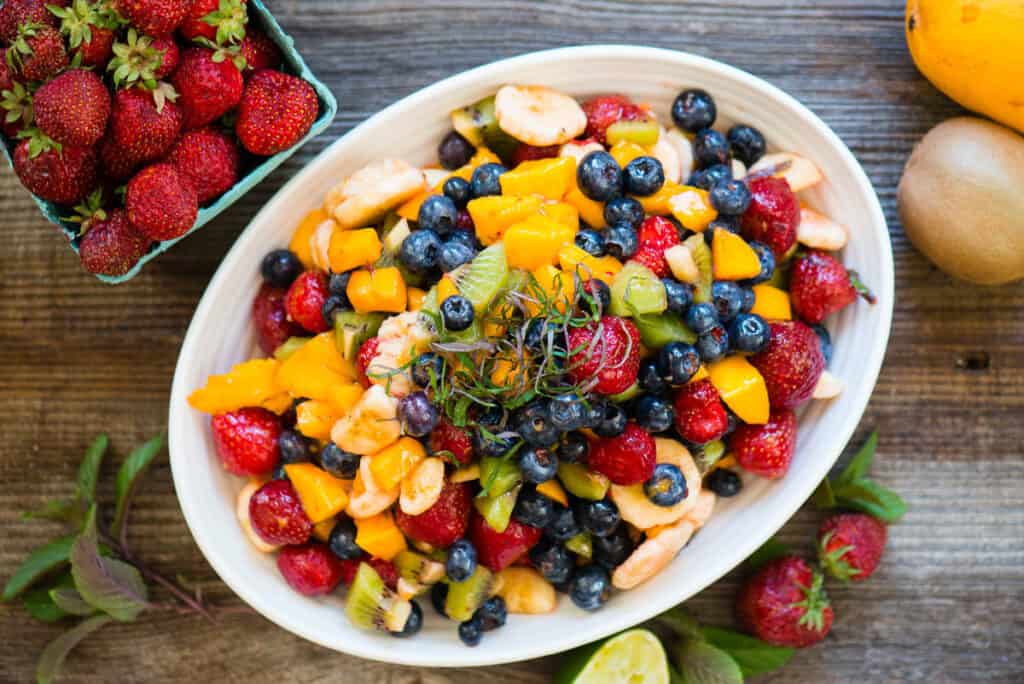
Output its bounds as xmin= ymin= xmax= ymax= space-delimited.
xmin=407 ymin=287 xmax=426 ymax=311
xmin=558 ymin=245 xmax=622 ymax=284
xmin=467 ymin=195 xmax=543 ymax=245
xmin=368 ymin=436 xmax=427 ymax=491
xmin=284 ymin=462 xmax=351 ymax=523
xmin=669 ymin=186 xmax=718 ymax=231
xmin=449 ymin=146 xmax=503 ymax=182
xmin=529 ymin=264 xmax=576 ymax=315
xmin=312 ymin=517 xmax=336 ymax=542
xmin=707 ymin=356 xmax=770 ymax=425
xmin=564 ymin=184 xmax=607 ymax=229
xmin=346 ymin=267 xmax=407 ymax=314
xmin=689 ymin=365 xmax=710 ymax=384
xmin=751 ymin=285 xmax=792 ymax=320
xmin=536 ymin=479 xmax=568 ymax=507
xmin=499 ymin=157 xmax=575 ymax=200
xmin=295 ymin=399 xmax=341 ymax=441
xmin=609 ymin=140 xmax=647 ymax=167
xmin=290 ymin=208 xmax=327 ymax=269
xmin=712 ymin=228 xmax=762 ymax=280
xmin=490 ymin=355 xmax=529 ymax=387
xmin=538 ymin=201 xmax=580 ymax=232
xmin=635 ymin=181 xmax=684 ymax=215
xmin=397 ymin=191 xmax=430 ymax=221
xmin=328 ymin=228 xmax=382 ymax=273
xmin=276 ymin=332 xmax=357 ymax=401
xmin=326 ymin=383 xmax=363 ymax=416
xmin=188 ymin=359 xmax=290 ymax=415
xmin=355 ymin=511 xmax=407 ymax=560
xmin=437 ymin=275 xmax=460 ymax=302
xmin=504 ymin=214 xmax=576 ymax=271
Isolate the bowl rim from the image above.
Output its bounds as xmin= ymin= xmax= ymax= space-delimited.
xmin=169 ymin=44 xmax=894 ymax=667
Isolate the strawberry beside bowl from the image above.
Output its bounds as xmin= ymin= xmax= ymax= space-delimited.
xmin=168 ymin=46 xmax=893 ymax=667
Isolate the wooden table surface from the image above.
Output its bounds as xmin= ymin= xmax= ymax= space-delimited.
xmin=2 ymin=1 xmax=1023 ymax=682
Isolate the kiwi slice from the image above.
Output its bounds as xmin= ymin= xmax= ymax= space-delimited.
xmin=606 ymin=119 xmax=660 ymax=147
xmin=451 ymin=243 xmax=509 ymax=315
xmin=565 ymin=531 xmax=593 ymax=559
xmin=379 ymin=214 xmax=411 ymax=258
xmin=273 ymin=336 xmax=310 ymax=362
xmin=684 ymin=234 xmax=712 ymax=304
xmin=474 ymin=484 xmax=521 ymax=534
xmin=608 ymin=382 xmax=639 ymax=403
xmin=557 ymin=462 xmax=610 ymax=501
xmin=609 ymin=261 xmax=667 ymax=317
xmin=451 ymin=95 xmax=519 ymax=162
xmin=394 ymin=550 xmax=446 ymax=585
xmin=444 ymin=565 xmax=494 ymax=621
xmin=333 ymin=311 xmax=387 ymax=361
xmin=632 ymin=312 xmax=697 ymax=349
xmin=345 ymin=562 xmax=413 ymax=633
xmin=696 ymin=440 xmax=726 ymax=474
xmin=479 ymin=456 xmax=521 ymax=498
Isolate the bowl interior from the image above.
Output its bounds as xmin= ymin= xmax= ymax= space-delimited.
xmin=169 ymin=46 xmax=893 ymax=667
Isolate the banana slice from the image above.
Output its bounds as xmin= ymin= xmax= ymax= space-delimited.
xmin=560 ymin=139 xmax=605 ymax=163
xmin=367 ymin=312 xmax=435 ymax=398
xmin=664 ymin=244 xmax=700 ymax=284
xmin=309 ymin=218 xmax=337 ymax=272
xmin=611 ymin=518 xmax=695 ymax=590
xmin=797 ymin=207 xmax=848 ymax=251
xmin=683 ymin=490 xmax=716 ymax=529
xmin=331 ymin=385 xmax=402 ymax=455
xmin=399 ymin=457 xmax=445 ymax=515
xmin=496 ymin=567 xmax=557 ymax=614
xmin=494 ymin=85 xmax=587 ymax=147
xmin=330 ymin=159 xmax=426 ymax=230
xmin=610 ymin=437 xmax=702 ymax=530
xmin=650 ymin=128 xmax=683 ymax=184
xmin=345 ymin=469 xmax=399 ymax=519
xmin=748 ymin=152 xmax=823 ymax=192
xmin=813 ymin=370 xmax=844 ymax=399
xmin=661 ymin=128 xmax=695 ymax=181
xmin=236 ymin=480 xmax=279 ymax=553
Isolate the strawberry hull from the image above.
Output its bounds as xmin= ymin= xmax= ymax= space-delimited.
xmin=0 ymin=0 xmax=337 ymax=284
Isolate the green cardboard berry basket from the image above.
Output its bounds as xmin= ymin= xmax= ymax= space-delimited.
xmin=0 ymin=0 xmax=338 ymax=284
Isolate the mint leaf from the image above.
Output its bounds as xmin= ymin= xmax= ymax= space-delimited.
xmin=747 ymin=538 xmax=790 ymax=571
xmin=674 ymin=638 xmax=743 ymax=684
xmin=2 ymin=535 xmax=75 ymax=601
xmin=655 ymin=606 xmax=702 ymax=640
xmin=811 ymin=477 xmax=836 ymax=510
xmin=23 ymin=585 xmax=69 ymax=623
xmin=36 ymin=615 xmax=112 ymax=684
xmin=700 ymin=626 xmax=794 ymax=678
xmin=50 ymin=587 xmax=97 ymax=617
xmin=111 ymin=432 xmax=165 ymax=538
xmin=70 ymin=507 xmax=149 ymax=621
xmin=76 ymin=434 xmax=108 ymax=505
xmin=835 ymin=431 xmax=877 ymax=488
xmin=834 ymin=479 xmax=907 ymax=523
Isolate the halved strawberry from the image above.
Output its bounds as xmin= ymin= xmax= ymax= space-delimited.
xmin=429 ymin=417 xmax=474 ymax=466
xmin=740 ymin=176 xmax=800 ymax=259
xmin=673 ymin=379 xmax=728 ymax=445
xmin=248 ymin=479 xmax=312 ymax=546
xmin=730 ymin=408 xmax=796 ymax=479
xmin=750 ymin=321 xmax=824 ymax=409
xmin=338 ymin=555 xmax=399 ymax=589
xmin=581 ymin=94 xmax=646 ymax=145
xmin=253 ymin=283 xmax=304 ymax=356
xmin=277 ymin=542 xmax=344 ymax=596
xmin=630 ymin=216 xmax=680 ymax=278
xmin=511 ymin=143 xmax=560 ymax=165
xmin=355 ymin=336 xmax=380 ymax=388
xmin=469 ymin=512 xmax=542 ymax=572
xmin=587 ymin=422 xmax=657 ymax=485
xmin=394 ymin=480 xmax=472 ymax=548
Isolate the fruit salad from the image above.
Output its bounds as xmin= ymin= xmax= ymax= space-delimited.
xmin=188 ymin=84 xmax=872 ymax=644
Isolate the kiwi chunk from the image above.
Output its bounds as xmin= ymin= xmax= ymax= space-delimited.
xmin=479 ymin=456 xmax=521 ymax=498
xmin=452 ymin=243 xmax=509 ymax=314
xmin=557 ymin=462 xmax=610 ymax=501
xmin=451 ymin=95 xmax=519 ymax=162
xmin=608 ymin=382 xmax=639 ymax=403
xmin=632 ymin=313 xmax=697 ymax=349
xmin=394 ymin=550 xmax=446 ymax=585
xmin=565 ymin=531 xmax=593 ymax=559
xmin=345 ymin=562 xmax=413 ymax=633
xmin=333 ymin=311 xmax=387 ymax=361
xmin=696 ymin=440 xmax=726 ymax=474
xmin=273 ymin=336 xmax=309 ymax=361
xmin=606 ymin=119 xmax=660 ymax=147
xmin=444 ymin=565 xmax=494 ymax=621
xmin=474 ymin=484 xmax=521 ymax=534
xmin=685 ymin=234 xmax=713 ymax=303
xmin=609 ymin=261 xmax=667 ymax=317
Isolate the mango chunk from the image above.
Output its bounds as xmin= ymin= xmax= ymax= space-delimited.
xmin=467 ymin=194 xmax=543 ymax=245
xmin=558 ymin=245 xmax=622 ymax=284
xmin=290 ymin=208 xmax=328 ymax=270
xmin=712 ymin=228 xmax=762 ymax=280
xmin=295 ymin=399 xmax=342 ymax=441
xmin=689 ymin=365 xmax=710 ymax=384
xmin=564 ymin=184 xmax=607 ymax=229
xmin=188 ymin=359 xmax=290 ymax=415
xmin=504 ymin=214 xmax=576 ymax=271
xmin=500 ymin=156 xmax=576 ymax=200
xmin=609 ymin=140 xmax=647 ymax=168
xmin=312 ymin=517 xmax=337 ymax=543
xmin=276 ymin=332 xmax=357 ymax=401
xmin=537 ymin=201 xmax=580 ymax=232
xmin=285 ymin=462 xmax=351 ymax=523
xmin=669 ymin=186 xmax=717 ymax=231
xmin=355 ymin=511 xmax=407 ymax=561
xmin=707 ymin=356 xmax=769 ymax=425
xmin=346 ymin=267 xmax=407 ymax=314
xmin=536 ymin=479 xmax=568 ymax=507
xmin=751 ymin=284 xmax=792 ymax=321
xmin=496 ymin=567 xmax=556 ymax=614
xmin=407 ymin=287 xmax=426 ymax=311
xmin=528 ymin=264 xmax=576 ymax=315
xmin=635 ymin=181 xmax=684 ymax=216
xmin=368 ymin=436 xmax=427 ymax=492
xmin=328 ymin=227 xmax=382 ymax=273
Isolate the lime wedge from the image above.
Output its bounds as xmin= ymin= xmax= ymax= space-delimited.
xmin=555 ymin=629 xmax=669 ymax=684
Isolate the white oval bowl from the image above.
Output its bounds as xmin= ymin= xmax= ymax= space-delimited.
xmin=168 ymin=45 xmax=893 ymax=668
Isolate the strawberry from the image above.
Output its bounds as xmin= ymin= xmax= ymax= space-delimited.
xmin=108 ymin=30 xmax=179 ymax=89
xmin=469 ymin=512 xmax=542 ymax=572
xmin=740 ymin=176 xmax=800 ymax=259
xmin=0 ymin=0 xmax=58 ymax=42
xmin=167 ymin=126 xmax=239 ymax=203
xmin=394 ymin=480 xmax=472 ymax=548
xmin=354 ymin=336 xmax=380 ymax=388
xmin=49 ymin=0 xmax=120 ymax=68
xmin=338 ymin=555 xmax=399 ymax=589
xmin=13 ymin=131 xmax=97 ymax=204
xmin=252 ymin=283 xmax=304 ymax=355
xmin=108 ymin=86 xmax=184 ymax=168
xmin=587 ymin=422 xmax=657 ymax=485
xmin=581 ymin=94 xmax=646 ymax=145
xmin=151 ymin=36 xmax=179 ymax=78
xmin=7 ymin=23 xmax=68 ymax=82
xmin=750 ymin=321 xmax=824 ymax=409
xmin=235 ymin=69 xmax=318 ymax=155
xmin=566 ymin=315 xmax=640 ymax=396
xmin=248 ymin=478 xmax=312 ymax=546
xmin=511 ymin=143 xmax=560 ymax=166
xmin=239 ymin=27 xmax=281 ymax=75
xmin=172 ymin=46 xmax=243 ymax=130
xmin=277 ymin=542 xmax=345 ymax=596
xmin=736 ymin=556 xmax=833 ymax=648
xmin=78 ymin=207 xmax=151 ymax=276
xmin=98 ymin=132 xmax=137 ymax=180
xmin=428 ymin=417 xmax=473 ymax=467
xmin=789 ymin=251 xmax=868 ymax=325
xmin=211 ymin=406 xmax=282 ymax=476
xmin=178 ymin=0 xmax=246 ymax=44
xmin=284 ymin=270 xmax=331 ymax=334
xmin=673 ymin=379 xmax=729 ymax=445
xmin=33 ymin=69 xmax=111 ymax=148
xmin=817 ymin=513 xmax=887 ymax=582
xmin=115 ymin=0 xmax=190 ymax=36
xmin=125 ymin=162 xmax=198 ymax=240
xmin=730 ymin=408 xmax=796 ymax=479
xmin=630 ymin=216 xmax=680 ymax=278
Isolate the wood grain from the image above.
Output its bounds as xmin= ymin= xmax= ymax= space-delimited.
xmin=2 ymin=1 xmax=1023 ymax=682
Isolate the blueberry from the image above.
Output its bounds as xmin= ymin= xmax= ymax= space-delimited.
xmin=727 ymin=124 xmax=766 ymax=167
xmin=728 ymin=313 xmax=770 ymax=353
xmin=391 ymin=600 xmax=423 ymax=637
xmin=441 ymin=294 xmax=474 ymax=331
xmin=569 ymin=564 xmax=612 ymax=611
xmin=709 ymin=179 xmax=751 ymax=216
xmin=398 ymin=391 xmax=439 ymax=437
xmin=513 ymin=487 xmax=555 ymax=528
xmin=684 ymin=302 xmax=719 ymax=335
xmin=604 ymin=223 xmax=638 ymax=259
xmin=549 ymin=393 xmax=587 ymax=431
xmin=438 ymin=130 xmax=475 ymax=170
xmin=602 ymin=199 xmax=642 ymax=232
xmin=519 ymin=446 xmax=558 ymax=483
xmin=657 ymin=342 xmax=701 ymax=385
xmin=278 ymin=430 xmax=313 ymax=464
xmin=546 ymin=505 xmax=581 ymax=542
xmin=260 ymin=249 xmax=302 ymax=288
xmin=446 ymin=539 xmax=478 ymax=583
xmin=662 ymin=278 xmax=693 ymax=316
xmin=470 ymin=163 xmax=506 ymax=197
xmin=446 ymin=228 xmax=478 ymax=251
xmin=687 ymin=163 xmax=732 ymax=191
xmin=529 ymin=539 xmax=574 ymax=584
xmin=524 ymin=317 xmax=557 ymax=352
xmin=321 ymin=294 xmax=349 ymax=323
xmin=575 ymin=499 xmax=620 ymax=538
xmin=443 ymin=176 xmax=472 ymax=207
xmin=711 ymin=281 xmax=744 ymax=321
xmin=328 ymin=518 xmax=362 ymax=560
xmin=438 ymin=240 xmax=476 ymax=272
xmin=696 ymin=325 xmax=730 ymax=363
xmin=811 ymin=324 xmax=833 ymax=365
xmin=644 ymin=463 xmax=688 ymax=507
xmin=592 ymin=526 xmax=634 ymax=570
xmin=623 ymin=156 xmax=665 ymax=196
xmin=412 ymin=352 xmax=445 ymax=388
xmin=671 ymin=88 xmax=716 ymax=132
xmin=575 ymin=228 xmax=606 ymax=257
xmin=581 ymin=279 xmax=611 ymax=313
xmin=745 ymin=241 xmax=775 ymax=285
xmin=634 ymin=394 xmax=674 ymax=433
xmin=708 ymin=216 xmax=740 ymax=234
xmin=475 ymin=596 xmax=507 ymax=631
xmin=740 ymin=286 xmax=756 ymax=312
xmin=557 ymin=431 xmax=589 ymax=464
xmin=637 ymin=359 xmax=667 ymax=396
xmin=474 ymin=403 xmax=507 ymax=428
xmin=458 ymin=616 xmax=484 ymax=646
xmin=431 ymin=582 xmax=449 ymax=617
xmin=417 ymin=195 xmax=458 ymax=236
xmin=577 ymin=151 xmax=624 ymax=202
xmin=472 ymin=428 xmax=517 ymax=458
xmin=320 ymin=442 xmax=359 ymax=479
xmin=582 ymin=397 xmax=607 ymax=429
xmin=593 ymin=402 xmax=627 ymax=437
xmin=328 ymin=271 xmax=351 ymax=297
xmin=706 ymin=468 xmax=743 ymax=497
xmin=399 ymin=229 xmax=442 ymax=273
xmin=515 ymin=400 xmax=559 ymax=447
xmin=694 ymin=129 xmax=730 ymax=168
